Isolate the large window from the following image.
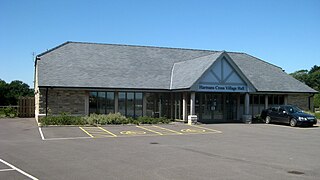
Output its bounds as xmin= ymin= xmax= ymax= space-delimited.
xmin=118 ymin=92 xmax=143 ymax=117
xmin=118 ymin=92 xmax=126 ymax=115
xmin=135 ymin=93 xmax=143 ymax=117
xmin=89 ymin=91 xmax=114 ymax=114
xmin=106 ymin=92 xmax=115 ymax=114
xmin=89 ymin=91 xmax=174 ymax=118
xmin=89 ymin=92 xmax=98 ymax=114
xmin=127 ymin=92 xmax=134 ymax=117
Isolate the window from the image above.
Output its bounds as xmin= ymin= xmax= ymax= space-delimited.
xmin=259 ymin=95 xmax=265 ymax=104
xmin=274 ymin=95 xmax=279 ymax=105
xmin=89 ymin=92 xmax=97 ymax=114
xmin=119 ymin=92 xmax=126 ymax=115
xmin=279 ymin=96 xmax=284 ymax=105
xmin=89 ymin=91 xmax=115 ymax=114
xmin=268 ymin=96 xmax=273 ymax=105
xmin=106 ymin=92 xmax=114 ymax=114
xmin=135 ymin=93 xmax=143 ymax=117
xmin=127 ymin=92 xmax=134 ymax=117
xmin=145 ymin=93 xmax=156 ymax=117
xmin=253 ymin=95 xmax=259 ymax=104
xmin=118 ymin=92 xmax=144 ymax=117
xmin=97 ymin=92 xmax=106 ymax=114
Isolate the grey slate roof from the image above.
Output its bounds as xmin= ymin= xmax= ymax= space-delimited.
xmin=37 ymin=42 xmax=317 ymax=93
xmin=170 ymin=52 xmax=223 ymax=89
xmin=229 ymin=53 xmax=317 ymax=93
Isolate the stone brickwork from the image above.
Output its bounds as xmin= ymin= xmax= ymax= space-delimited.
xmin=39 ymin=88 xmax=87 ymax=115
xmin=288 ymin=94 xmax=313 ymax=111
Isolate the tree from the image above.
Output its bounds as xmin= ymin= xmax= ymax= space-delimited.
xmin=0 ymin=79 xmax=7 ymax=105
xmin=0 ymin=79 xmax=34 ymax=106
xmin=308 ymin=71 xmax=320 ymax=91
xmin=309 ymin=65 xmax=320 ymax=75
xmin=290 ymin=70 xmax=309 ymax=85
xmin=290 ymin=65 xmax=320 ymax=108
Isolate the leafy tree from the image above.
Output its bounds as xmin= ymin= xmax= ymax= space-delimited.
xmin=309 ymin=65 xmax=320 ymax=75
xmin=0 ymin=79 xmax=7 ymax=105
xmin=0 ymin=79 xmax=33 ymax=106
xmin=290 ymin=70 xmax=309 ymax=85
xmin=308 ymin=71 xmax=320 ymax=91
xmin=315 ymin=94 xmax=320 ymax=108
xmin=290 ymin=65 xmax=320 ymax=108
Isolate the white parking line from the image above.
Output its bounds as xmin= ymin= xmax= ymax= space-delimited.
xmin=44 ymin=137 xmax=92 ymax=141
xmin=0 ymin=159 xmax=39 ymax=180
xmin=38 ymin=127 xmax=45 ymax=140
xmin=0 ymin=168 xmax=14 ymax=172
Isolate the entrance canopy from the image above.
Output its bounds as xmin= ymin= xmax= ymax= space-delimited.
xmin=171 ymin=52 xmax=255 ymax=93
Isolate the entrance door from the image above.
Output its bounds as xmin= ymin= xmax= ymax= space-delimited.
xmin=201 ymin=94 xmax=223 ymax=123
xmin=199 ymin=93 xmax=237 ymax=123
xmin=225 ymin=94 xmax=237 ymax=121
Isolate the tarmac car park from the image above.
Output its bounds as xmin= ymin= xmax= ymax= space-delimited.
xmin=0 ymin=118 xmax=320 ymax=180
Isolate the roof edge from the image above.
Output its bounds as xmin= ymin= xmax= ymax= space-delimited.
xmin=59 ymin=41 xmax=219 ymax=53
xmin=241 ymin=53 xmax=282 ymax=70
xmin=37 ymin=41 xmax=72 ymax=57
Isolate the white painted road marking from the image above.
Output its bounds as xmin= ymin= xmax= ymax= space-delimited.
xmin=0 ymin=168 xmax=15 ymax=172
xmin=44 ymin=136 xmax=92 ymax=141
xmin=38 ymin=127 xmax=45 ymax=140
xmin=0 ymin=159 xmax=39 ymax=180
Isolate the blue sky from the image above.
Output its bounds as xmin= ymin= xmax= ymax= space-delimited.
xmin=1 ymin=0 xmax=319 ymax=87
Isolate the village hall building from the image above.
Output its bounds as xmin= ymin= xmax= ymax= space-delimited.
xmin=34 ymin=42 xmax=317 ymax=123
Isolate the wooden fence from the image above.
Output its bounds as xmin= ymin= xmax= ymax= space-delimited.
xmin=18 ymin=97 xmax=35 ymax=117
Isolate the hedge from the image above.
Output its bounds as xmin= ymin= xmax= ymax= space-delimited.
xmin=39 ymin=113 xmax=171 ymax=126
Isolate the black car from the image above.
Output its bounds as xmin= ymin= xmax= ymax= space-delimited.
xmin=261 ymin=105 xmax=317 ymax=127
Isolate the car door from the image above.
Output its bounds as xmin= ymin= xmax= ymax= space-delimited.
xmin=269 ymin=106 xmax=279 ymax=122
xmin=278 ymin=107 xmax=288 ymax=123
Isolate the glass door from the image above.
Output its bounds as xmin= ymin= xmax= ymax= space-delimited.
xmin=225 ymin=94 xmax=237 ymax=121
xmin=200 ymin=93 xmax=223 ymax=123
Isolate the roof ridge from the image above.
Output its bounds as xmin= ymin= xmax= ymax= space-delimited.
xmin=65 ymin=41 xmax=220 ymax=53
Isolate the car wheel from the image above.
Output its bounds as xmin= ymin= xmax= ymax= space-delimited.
xmin=290 ymin=118 xmax=297 ymax=127
xmin=265 ymin=116 xmax=271 ymax=124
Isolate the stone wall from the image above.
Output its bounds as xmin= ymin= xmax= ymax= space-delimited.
xmin=39 ymin=88 xmax=87 ymax=115
xmin=287 ymin=94 xmax=313 ymax=111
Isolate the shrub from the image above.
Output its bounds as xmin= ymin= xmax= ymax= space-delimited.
xmin=0 ymin=107 xmax=18 ymax=118
xmin=252 ymin=114 xmax=263 ymax=123
xmin=105 ymin=113 xmax=128 ymax=124
xmin=315 ymin=112 xmax=320 ymax=120
xmin=83 ymin=113 xmax=129 ymax=125
xmin=39 ymin=113 xmax=86 ymax=126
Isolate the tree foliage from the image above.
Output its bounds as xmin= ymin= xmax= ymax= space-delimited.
xmin=0 ymin=79 xmax=34 ymax=106
xmin=290 ymin=65 xmax=320 ymax=108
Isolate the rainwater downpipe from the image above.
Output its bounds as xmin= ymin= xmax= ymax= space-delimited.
xmin=45 ymin=87 xmax=48 ymax=117
xmin=308 ymin=94 xmax=315 ymax=112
